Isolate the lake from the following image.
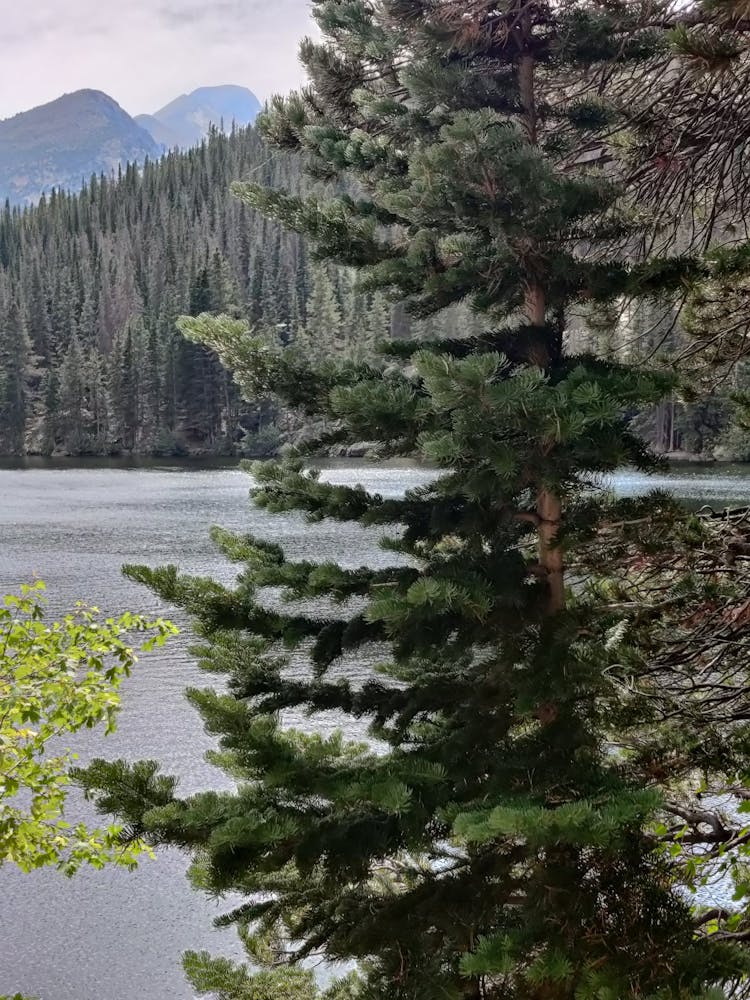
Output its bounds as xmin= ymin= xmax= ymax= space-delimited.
xmin=1 ymin=458 xmax=748 ymax=1000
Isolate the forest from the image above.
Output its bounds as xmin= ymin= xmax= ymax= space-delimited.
xmin=0 ymin=117 xmax=747 ymax=461
xmin=0 ymin=126 xmax=486 ymax=458
xmin=11 ymin=2 xmax=750 ymax=1000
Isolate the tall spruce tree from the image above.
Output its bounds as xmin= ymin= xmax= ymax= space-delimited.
xmin=110 ymin=324 xmax=140 ymax=453
xmin=0 ymin=297 xmax=30 ymax=456
xmin=38 ymin=368 xmax=59 ymax=457
xmin=57 ymin=334 xmax=88 ymax=455
xmin=81 ymin=3 xmax=750 ymax=998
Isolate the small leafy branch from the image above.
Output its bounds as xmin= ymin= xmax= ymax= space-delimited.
xmin=0 ymin=581 xmax=177 ymax=876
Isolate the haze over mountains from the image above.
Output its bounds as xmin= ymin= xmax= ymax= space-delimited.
xmin=0 ymin=85 xmax=261 ymax=205
xmin=136 ymin=85 xmax=262 ymax=149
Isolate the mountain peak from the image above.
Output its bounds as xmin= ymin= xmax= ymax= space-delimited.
xmin=136 ymin=85 xmax=261 ymax=150
xmin=1 ymin=89 xmax=120 ymax=125
xmin=0 ymin=84 xmax=260 ymax=205
xmin=59 ymin=88 xmax=117 ymax=104
xmin=0 ymin=90 xmax=159 ymax=205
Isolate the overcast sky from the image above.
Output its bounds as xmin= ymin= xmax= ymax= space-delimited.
xmin=0 ymin=0 xmax=315 ymax=120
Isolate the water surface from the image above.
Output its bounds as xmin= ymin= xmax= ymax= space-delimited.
xmin=0 ymin=458 xmax=747 ymax=1000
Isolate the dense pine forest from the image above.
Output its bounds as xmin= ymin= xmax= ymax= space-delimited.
xmin=0 ymin=125 xmax=746 ymax=460
xmin=0 ymin=121 xmax=745 ymax=462
xmin=0 ymin=126 xmax=486 ymax=457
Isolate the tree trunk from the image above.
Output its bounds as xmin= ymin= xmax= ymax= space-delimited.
xmin=519 ymin=50 xmax=538 ymax=145
xmin=526 ymin=284 xmax=566 ymax=614
xmin=537 ymin=487 xmax=565 ymax=614
xmin=519 ymin=25 xmax=565 ymax=615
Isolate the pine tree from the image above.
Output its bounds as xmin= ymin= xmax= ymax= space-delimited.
xmin=302 ymin=263 xmax=344 ymax=356
xmin=367 ymin=291 xmax=392 ymax=348
xmin=80 ymin=4 xmax=750 ymax=996
xmin=140 ymin=324 xmax=162 ymax=453
xmin=38 ymin=368 xmax=59 ymax=457
xmin=85 ymin=347 xmax=110 ymax=453
xmin=110 ymin=324 xmax=141 ymax=453
xmin=0 ymin=297 xmax=30 ymax=455
xmin=26 ymin=262 xmax=50 ymax=362
xmin=57 ymin=335 xmax=88 ymax=455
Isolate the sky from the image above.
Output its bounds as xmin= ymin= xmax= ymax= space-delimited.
xmin=0 ymin=0 xmax=315 ymax=120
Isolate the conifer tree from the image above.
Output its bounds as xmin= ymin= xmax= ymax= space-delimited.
xmin=85 ymin=347 xmax=110 ymax=452
xmin=26 ymin=262 xmax=50 ymax=361
xmin=0 ymin=297 xmax=30 ymax=455
xmin=140 ymin=325 xmax=163 ymax=452
xmin=367 ymin=291 xmax=392 ymax=348
xmin=303 ymin=262 xmax=345 ymax=355
xmin=38 ymin=369 xmax=59 ymax=457
xmin=110 ymin=324 xmax=140 ymax=453
xmin=81 ymin=3 xmax=750 ymax=997
xmin=57 ymin=335 xmax=87 ymax=454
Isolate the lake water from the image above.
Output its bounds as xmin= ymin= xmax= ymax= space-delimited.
xmin=1 ymin=458 xmax=748 ymax=1000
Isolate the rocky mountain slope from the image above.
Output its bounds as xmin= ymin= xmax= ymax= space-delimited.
xmin=135 ymin=85 xmax=261 ymax=149
xmin=0 ymin=90 xmax=160 ymax=205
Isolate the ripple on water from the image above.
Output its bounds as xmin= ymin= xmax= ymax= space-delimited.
xmin=0 ymin=459 xmax=746 ymax=999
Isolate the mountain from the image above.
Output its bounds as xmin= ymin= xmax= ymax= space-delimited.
xmin=0 ymin=90 xmax=160 ymax=205
xmin=131 ymin=113 xmax=183 ymax=151
xmin=135 ymin=85 xmax=261 ymax=149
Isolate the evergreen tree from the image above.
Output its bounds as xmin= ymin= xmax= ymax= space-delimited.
xmin=302 ymin=263 xmax=344 ymax=355
xmin=81 ymin=2 xmax=750 ymax=998
xmin=0 ymin=297 xmax=30 ymax=455
xmin=26 ymin=262 xmax=50 ymax=361
xmin=366 ymin=291 xmax=393 ymax=349
xmin=38 ymin=368 xmax=59 ymax=457
xmin=85 ymin=346 xmax=110 ymax=453
xmin=110 ymin=324 xmax=140 ymax=453
xmin=140 ymin=324 xmax=162 ymax=452
xmin=57 ymin=335 xmax=88 ymax=455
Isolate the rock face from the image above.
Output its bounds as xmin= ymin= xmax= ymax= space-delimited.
xmin=135 ymin=85 xmax=262 ymax=149
xmin=0 ymin=90 xmax=160 ymax=205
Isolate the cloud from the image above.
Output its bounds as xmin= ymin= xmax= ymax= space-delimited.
xmin=0 ymin=0 xmax=314 ymax=119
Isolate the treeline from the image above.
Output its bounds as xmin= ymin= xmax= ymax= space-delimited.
xmin=0 ymin=126 xmax=486 ymax=457
xmin=0 ymin=124 xmax=744 ymax=460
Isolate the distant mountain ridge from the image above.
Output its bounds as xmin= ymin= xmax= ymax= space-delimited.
xmin=0 ymin=85 xmax=262 ymax=206
xmin=136 ymin=85 xmax=261 ymax=149
xmin=0 ymin=90 xmax=160 ymax=205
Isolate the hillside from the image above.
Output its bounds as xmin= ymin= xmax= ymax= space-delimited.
xmin=0 ymin=90 xmax=160 ymax=205
xmin=136 ymin=85 xmax=261 ymax=149
xmin=0 ymin=127 xmax=480 ymax=458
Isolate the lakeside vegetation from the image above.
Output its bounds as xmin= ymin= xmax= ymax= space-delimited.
xmin=0 ymin=582 xmax=175 ymax=874
xmin=75 ymin=1 xmax=750 ymax=998
xmin=1 ymin=125 xmax=750 ymax=464
xmin=9 ymin=2 xmax=750 ymax=999
xmin=0 ymin=127 xmax=485 ymax=460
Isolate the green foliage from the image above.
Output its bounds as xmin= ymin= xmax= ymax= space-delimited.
xmin=238 ymin=422 xmax=284 ymax=458
xmin=0 ymin=581 xmax=176 ymax=875
xmin=78 ymin=3 xmax=750 ymax=999
xmin=0 ymin=297 xmax=30 ymax=455
xmin=0 ymin=127 xmax=479 ymax=458
xmin=183 ymin=950 xmax=360 ymax=1000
